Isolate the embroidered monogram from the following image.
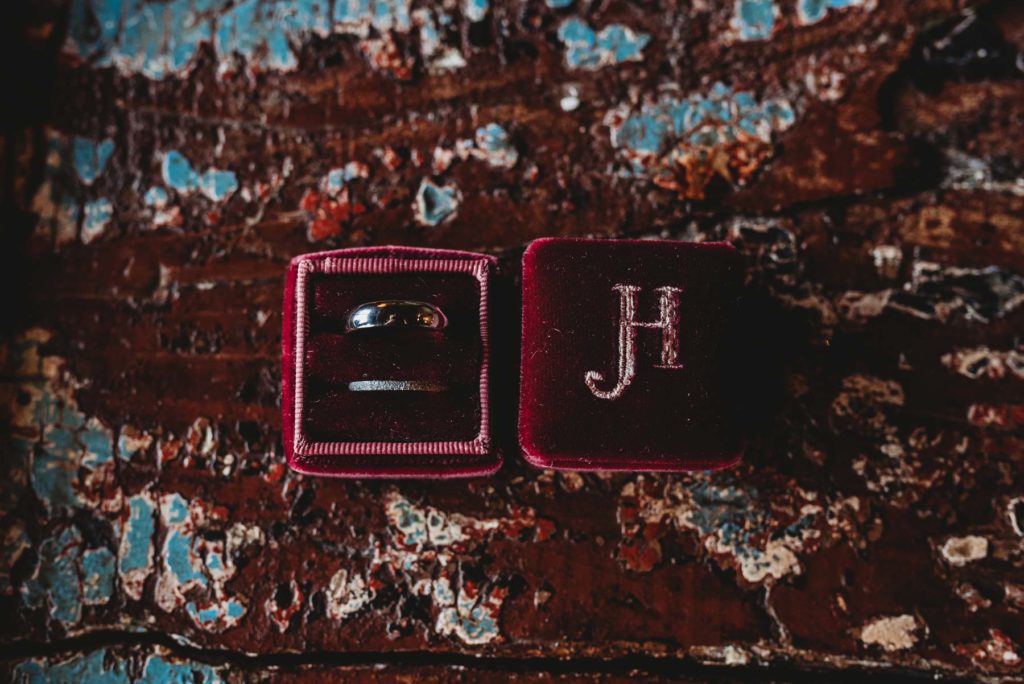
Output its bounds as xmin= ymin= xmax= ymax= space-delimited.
xmin=584 ymin=285 xmax=684 ymax=400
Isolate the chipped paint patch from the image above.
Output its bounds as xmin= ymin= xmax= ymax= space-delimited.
xmin=436 ymin=581 xmax=506 ymax=645
xmin=472 ymin=123 xmax=519 ymax=168
xmin=958 ymin=629 xmax=1023 ymax=669
xmin=464 ymin=0 xmax=489 ymax=23
xmin=377 ymin=492 xmax=552 ymax=643
xmin=15 ymin=649 xmax=129 ymax=683
xmin=557 ymin=18 xmax=649 ymax=70
xmin=966 ymin=403 xmax=1024 ymax=428
xmin=413 ymin=9 xmax=466 ymax=71
xmin=301 ymin=165 xmax=369 ymax=241
xmin=604 ymin=83 xmax=795 ymax=199
xmin=728 ymin=0 xmax=778 ymax=42
xmin=266 ymin=580 xmax=305 ymax=632
xmin=72 ymin=137 xmax=114 ymax=185
xmin=941 ymin=535 xmax=989 ymax=566
xmin=162 ymin=150 xmax=238 ymax=202
xmin=326 ymin=568 xmax=375 ymax=620
xmin=860 ymin=614 xmax=921 ymax=652
xmin=67 ymin=0 xmax=417 ymax=79
xmin=15 ymin=332 xmax=119 ymax=515
xmin=155 ymin=493 xmax=247 ymax=631
xmin=797 ymin=0 xmax=876 ymax=26
xmin=82 ymin=547 xmax=115 ymax=605
xmin=21 ymin=526 xmax=84 ymax=625
xmin=81 ymin=198 xmax=113 ymax=244
xmin=942 ymin=347 xmax=1024 ymax=381
xmin=414 ymin=178 xmax=461 ymax=226
xmin=871 ymin=245 xmax=902 ymax=279
xmin=141 ymin=655 xmax=226 ymax=684
xmin=119 ymin=492 xmax=156 ymax=600
xmin=617 ymin=475 xmax=838 ymax=584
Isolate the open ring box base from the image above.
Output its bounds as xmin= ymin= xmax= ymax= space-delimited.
xmin=283 ymin=246 xmax=499 ymax=478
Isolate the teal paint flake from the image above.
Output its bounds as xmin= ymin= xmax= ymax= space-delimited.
xmin=67 ymin=0 xmax=413 ymax=79
xmin=797 ymin=0 xmax=870 ymax=25
xmin=32 ymin=425 xmax=82 ymax=513
xmin=464 ymin=0 xmax=488 ymax=22
xmin=161 ymin=150 xmax=237 ymax=202
xmin=119 ymin=495 xmax=155 ymax=575
xmin=557 ymin=17 xmax=649 ymax=70
xmin=473 ymin=123 xmax=519 ymax=168
xmin=731 ymin=0 xmax=777 ymax=41
xmin=15 ymin=649 xmax=130 ymax=684
xmin=20 ymin=526 xmax=84 ymax=626
xmin=81 ymin=198 xmax=114 ymax=243
xmin=143 ymin=186 xmax=168 ymax=208
xmin=72 ymin=137 xmax=114 ymax=185
xmin=414 ymin=178 xmax=460 ymax=226
xmin=546 ymin=0 xmax=573 ymax=7
xmin=82 ymin=547 xmax=116 ymax=604
xmin=606 ymin=82 xmax=795 ymax=183
xmin=139 ymin=654 xmax=225 ymax=684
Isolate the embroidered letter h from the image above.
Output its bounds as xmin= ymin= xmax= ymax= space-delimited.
xmin=584 ymin=285 xmax=683 ymax=400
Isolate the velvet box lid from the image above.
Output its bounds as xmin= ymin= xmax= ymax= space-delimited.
xmin=518 ymin=238 xmax=744 ymax=472
xmin=282 ymin=246 xmax=500 ymax=478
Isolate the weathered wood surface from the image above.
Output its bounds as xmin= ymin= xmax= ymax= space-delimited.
xmin=2 ymin=0 xmax=1024 ymax=681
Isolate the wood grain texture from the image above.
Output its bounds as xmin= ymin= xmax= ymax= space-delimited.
xmin=1 ymin=0 xmax=1023 ymax=681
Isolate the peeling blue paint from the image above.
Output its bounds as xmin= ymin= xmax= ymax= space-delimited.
xmin=81 ymin=198 xmax=113 ymax=244
xmin=605 ymin=82 xmax=795 ymax=194
xmin=14 ymin=650 xmax=224 ymax=684
xmin=162 ymin=150 xmax=238 ymax=202
xmin=731 ymin=0 xmax=778 ymax=41
xmin=140 ymin=654 xmax=225 ymax=684
xmin=32 ymin=411 xmax=114 ymax=513
xmin=67 ymin=0 xmax=413 ymax=79
xmin=21 ymin=526 xmax=84 ymax=625
xmin=119 ymin=494 xmax=156 ymax=597
xmin=472 ymin=123 xmax=519 ymax=168
xmin=144 ymin=186 xmax=168 ymax=208
xmin=82 ymin=547 xmax=115 ymax=604
xmin=464 ymin=0 xmax=488 ymax=22
xmin=15 ymin=649 xmax=129 ymax=684
xmin=557 ymin=18 xmax=649 ymax=70
xmin=414 ymin=178 xmax=460 ymax=226
xmin=165 ymin=528 xmax=208 ymax=588
xmin=545 ymin=0 xmax=574 ymax=8
xmin=325 ymin=162 xmax=366 ymax=195
xmin=185 ymin=597 xmax=246 ymax=627
xmin=797 ymin=0 xmax=870 ymax=25
xmin=72 ymin=137 xmax=114 ymax=185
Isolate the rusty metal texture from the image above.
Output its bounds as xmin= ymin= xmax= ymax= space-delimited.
xmin=1 ymin=0 xmax=1023 ymax=681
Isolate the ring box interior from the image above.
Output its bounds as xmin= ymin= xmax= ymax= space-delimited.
xmin=283 ymin=247 xmax=499 ymax=478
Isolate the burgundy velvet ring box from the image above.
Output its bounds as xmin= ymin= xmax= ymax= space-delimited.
xmin=283 ymin=247 xmax=500 ymax=478
xmin=518 ymin=238 xmax=744 ymax=472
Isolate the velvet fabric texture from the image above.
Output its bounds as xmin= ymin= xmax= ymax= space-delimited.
xmin=518 ymin=238 xmax=744 ymax=471
xmin=282 ymin=247 xmax=499 ymax=478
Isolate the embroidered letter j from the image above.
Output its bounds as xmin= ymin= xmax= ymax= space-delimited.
xmin=584 ymin=285 xmax=684 ymax=400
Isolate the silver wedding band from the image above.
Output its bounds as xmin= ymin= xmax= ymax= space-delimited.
xmin=348 ymin=380 xmax=446 ymax=392
xmin=345 ymin=300 xmax=447 ymax=333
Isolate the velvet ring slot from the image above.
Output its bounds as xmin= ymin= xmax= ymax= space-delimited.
xmin=282 ymin=247 xmax=499 ymax=478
